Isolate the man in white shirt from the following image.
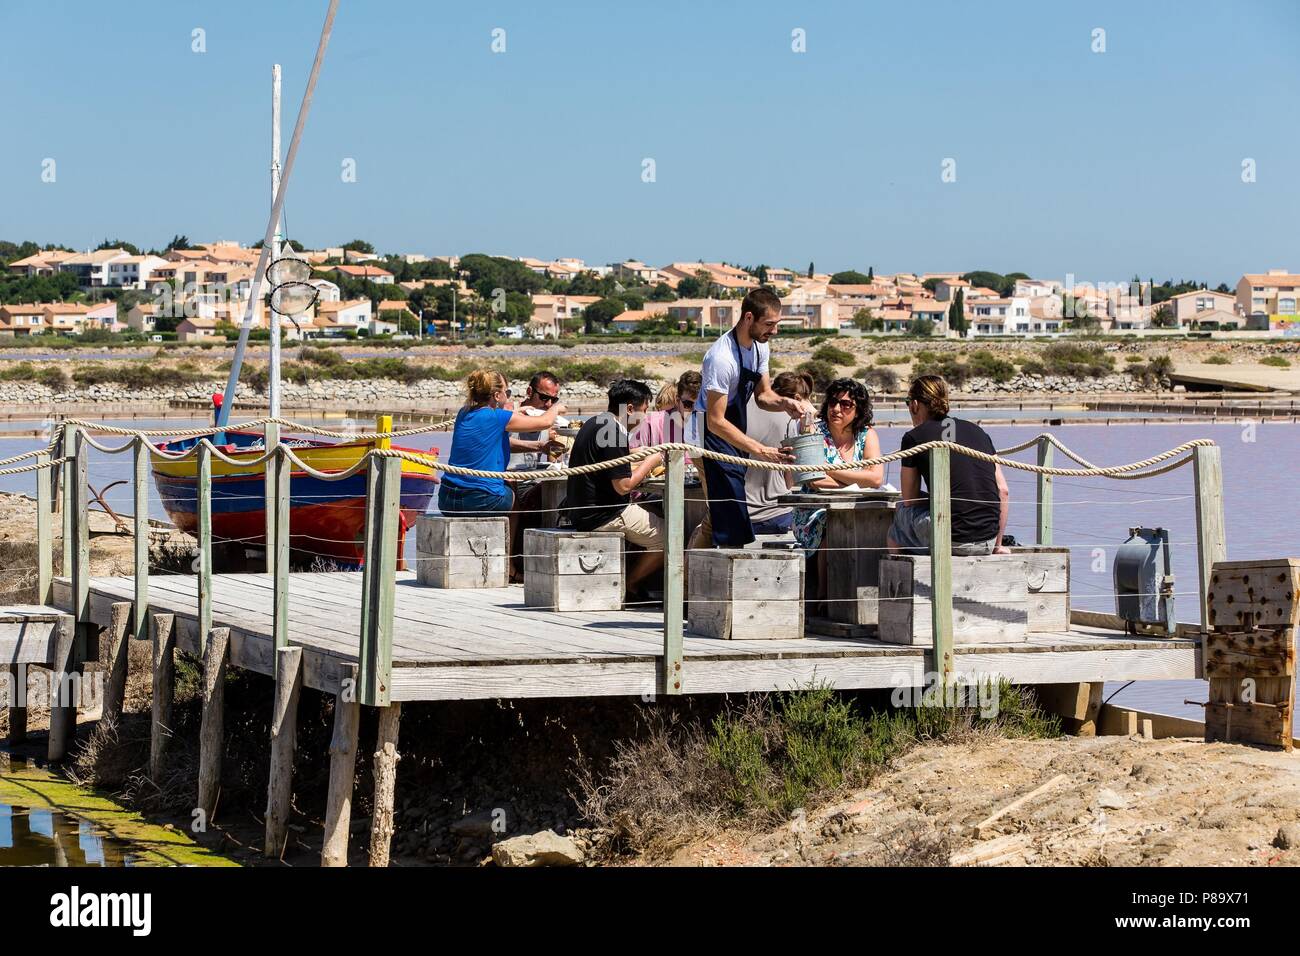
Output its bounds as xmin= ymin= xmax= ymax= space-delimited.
xmin=688 ymin=288 xmax=814 ymax=549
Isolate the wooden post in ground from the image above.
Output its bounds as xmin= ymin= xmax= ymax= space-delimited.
xmin=662 ymin=447 xmax=685 ymax=695
xmin=928 ymin=445 xmax=954 ymax=689
xmin=1036 ymin=436 xmax=1053 ymax=547
xmin=1193 ymin=445 xmax=1227 ymax=635
xmin=149 ymin=612 xmax=176 ymax=781
xmin=358 ymin=455 xmax=399 ymax=707
xmin=196 ymin=441 xmax=213 ymax=657
xmin=101 ymin=602 xmax=132 ymax=726
xmin=264 ymin=645 xmax=303 ymax=858
xmin=35 ymin=451 xmax=52 ymax=606
xmin=6 ymin=664 xmax=27 ymax=744
xmin=197 ymin=626 xmax=230 ymax=820
xmin=47 ymin=615 xmax=77 ymax=761
xmin=321 ymin=663 xmax=360 ymax=867
xmin=1033 ymin=682 xmax=1104 ymax=735
xmin=369 ymin=702 xmax=402 ymax=867
xmin=132 ymin=437 xmax=150 ymax=645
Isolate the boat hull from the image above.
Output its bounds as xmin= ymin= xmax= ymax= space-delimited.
xmin=151 ymin=433 xmax=438 ymax=567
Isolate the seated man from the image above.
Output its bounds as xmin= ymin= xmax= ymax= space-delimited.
xmin=562 ymin=379 xmax=665 ymax=599
xmin=889 ymin=374 xmax=1010 ymax=556
xmin=743 ymin=370 xmax=813 ymax=534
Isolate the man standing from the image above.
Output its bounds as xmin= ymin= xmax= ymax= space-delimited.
xmin=888 ymin=374 xmax=1010 ymax=556
xmin=562 ymin=380 xmax=665 ymax=599
xmin=688 ymin=287 xmax=814 ymax=550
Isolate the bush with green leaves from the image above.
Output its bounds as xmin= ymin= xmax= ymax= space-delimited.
xmin=1040 ymin=342 xmax=1114 ymax=378
xmin=812 ymin=343 xmax=854 ymax=366
xmin=796 ymin=359 xmax=839 ymax=393
xmin=968 ymin=350 xmax=1016 ymax=384
xmin=856 ymin=365 xmax=898 ymax=393
xmin=875 ymin=354 xmax=909 ymax=365
xmin=1204 ymin=354 xmax=1230 ymax=365
xmin=1261 ymin=355 xmax=1291 ymax=368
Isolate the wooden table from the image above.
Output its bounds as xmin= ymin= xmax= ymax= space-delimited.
xmin=777 ymin=490 xmax=900 ymax=635
xmin=641 ymin=474 xmax=709 ymax=536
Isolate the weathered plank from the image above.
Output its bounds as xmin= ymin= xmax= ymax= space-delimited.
xmin=662 ymin=448 xmax=685 ymax=694
xmin=688 ymin=549 xmax=804 ymax=640
xmin=265 ymin=645 xmax=303 ymax=858
xmin=149 ymin=612 xmax=176 ymax=781
xmin=321 ymin=663 xmax=360 ymax=867
xmin=879 ymin=554 xmax=1029 ymax=646
xmin=197 ymin=626 xmax=230 ymax=819
xmin=928 ymin=445 xmax=954 ymax=683
xmin=415 ymin=515 xmax=509 ymax=588
xmin=101 ymin=602 xmax=132 ymax=725
xmin=369 ymin=702 xmax=402 ymax=867
xmin=1193 ymin=445 xmax=1227 ymax=634
xmin=46 ymin=614 xmax=77 ymax=762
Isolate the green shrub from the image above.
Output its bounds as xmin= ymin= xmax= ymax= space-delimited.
xmin=811 ymin=343 xmax=854 ymax=366
xmin=875 ymin=354 xmax=908 ymax=365
xmin=913 ymin=358 xmax=970 ymax=389
xmin=1019 ymin=360 xmax=1046 ymax=376
xmin=1261 ymin=355 xmax=1291 ymax=368
xmin=795 ymin=359 xmax=839 ymax=393
xmin=1124 ymin=354 xmax=1146 ymax=363
xmin=1204 ymin=355 xmax=1230 ymax=365
xmin=857 ymin=366 xmax=898 ymax=393
xmin=968 ymin=350 xmax=1016 ymax=384
xmin=1041 ymin=342 xmax=1114 ymax=378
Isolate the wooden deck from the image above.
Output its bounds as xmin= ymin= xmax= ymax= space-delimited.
xmin=51 ymin=572 xmax=1201 ymax=702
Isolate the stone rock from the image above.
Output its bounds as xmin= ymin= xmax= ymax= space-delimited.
xmin=1273 ymin=823 xmax=1300 ymax=850
xmin=1095 ymin=787 xmax=1129 ymax=810
xmin=449 ymin=808 xmax=499 ymax=838
xmin=491 ymin=829 xmax=584 ymax=867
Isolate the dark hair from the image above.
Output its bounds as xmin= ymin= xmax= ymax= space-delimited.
xmin=819 ymin=377 xmax=873 ymax=432
xmin=741 ymin=287 xmax=782 ymax=323
xmin=772 ymin=370 xmax=813 ymax=400
xmin=676 ymin=370 xmax=702 ymax=396
xmin=607 ymin=379 xmax=653 ymax=411
xmin=529 ymin=371 xmax=559 ymax=392
xmin=907 ymin=374 xmax=950 ymax=417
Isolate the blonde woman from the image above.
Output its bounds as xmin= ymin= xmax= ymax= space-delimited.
xmin=438 ymin=369 xmax=567 ymax=517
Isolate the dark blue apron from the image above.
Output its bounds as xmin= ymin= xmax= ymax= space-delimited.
xmin=701 ymin=331 xmax=763 ymax=547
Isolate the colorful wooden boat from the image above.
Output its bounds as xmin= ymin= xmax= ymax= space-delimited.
xmin=151 ymin=424 xmax=439 ymax=568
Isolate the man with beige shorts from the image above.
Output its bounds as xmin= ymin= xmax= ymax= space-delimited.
xmin=561 ymin=379 xmax=665 ymax=600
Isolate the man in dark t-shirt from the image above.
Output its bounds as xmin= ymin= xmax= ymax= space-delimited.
xmin=889 ymin=375 xmax=1009 ymax=556
xmin=562 ymin=380 xmax=664 ymax=597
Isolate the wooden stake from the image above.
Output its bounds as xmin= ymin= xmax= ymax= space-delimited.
xmin=132 ymin=437 xmax=150 ymax=644
xmin=928 ymin=445 xmax=954 ymax=689
xmin=358 ymin=456 xmax=399 ymax=707
xmin=368 ymin=702 xmax=402 ymax=868
xmin=149 ymin=612 xmax=176 ymax=782
xmin=47 ymin=614 xmax=77 ymax=762
xmin=196 ymin=441 xmax=213 ymax=656
xmin=662 ymin=447 xmax=685 ymax=695
xmin=1035 ymin=436 xmax=1053 ymax=547
xmin=1193 ymin=445 xmax=1226 ymax=635
xmin=264 ymin=645 xmax=302 ymax=858
xmin=321 ymin=664 xmax=360 ymax=867
xmin=102 ymin=602 xmax=132 ymax=726
xmin=197 ymin=626 xmax=230 ymax=820
xmin=35 ymin=451 xmax=52 ymax=606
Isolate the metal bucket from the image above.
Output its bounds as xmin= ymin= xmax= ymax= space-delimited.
xmin=781 ymin=432 xmax=826 ymax=485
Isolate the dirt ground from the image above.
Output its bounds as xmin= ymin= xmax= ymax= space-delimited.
xmin=664 ymin=734 xmax=1300 ymax=867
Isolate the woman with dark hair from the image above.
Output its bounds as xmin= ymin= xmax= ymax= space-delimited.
xmin=792 ymin=377 xmax=884 ymax=552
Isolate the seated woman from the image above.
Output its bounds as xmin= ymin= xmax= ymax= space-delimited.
xmin=438 ymin=368 xmax=567 ymax=518
xmin=792 ymin=378 xmax=884 ymax=554
xmin=629 ymin=382 xmax=678 ymax=450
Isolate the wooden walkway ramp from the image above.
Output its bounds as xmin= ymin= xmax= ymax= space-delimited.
xmin=53 ymin=572 xmax=1200 ymax=702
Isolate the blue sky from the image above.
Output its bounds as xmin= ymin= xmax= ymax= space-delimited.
xmin=2 ymin=0 xmax=1297 ymax=285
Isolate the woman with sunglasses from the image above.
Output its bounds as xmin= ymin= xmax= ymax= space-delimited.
xmin=792 ymin=378 xmax=884 ymax=553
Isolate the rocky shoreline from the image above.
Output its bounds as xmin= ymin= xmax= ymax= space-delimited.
xmin=0 ymin=373 xmax=1166 ymax=407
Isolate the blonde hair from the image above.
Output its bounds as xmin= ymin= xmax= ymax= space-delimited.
xmin=654 ymin=383 xmax=679 ymax=411
xmin=466 ymin=368 xmax=506 ymax=405
xmin=908 ymin=374 xmax=950 ymax=417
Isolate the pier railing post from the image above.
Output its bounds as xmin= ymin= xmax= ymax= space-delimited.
xmin=1192 ymin=444 xmax=1227 ymax=634
xmin=358 ymin=454 xmax=399 ymax=708
xmin=662 ymin=448 xmax=685 ymax=696
xmin=269 ymin=441 xmax=290 ymax=655
xmin=59 ymin=423 xmax=77 ymax=577
xmin=1036 ymin=435 xmax=1053 ymax=546
xmin=264 ymin=421 xmax=280 ymax=575
xmin=196 ymin=440 xmax=213 ymax=656
xmin=69 ymin=425 xmax=90 ymax=667
xmin=132 ymin=437 xmax=150 ymax=644
xmin=929 ymin=445 xmax=954 ymax=689
xmin=35 ymin=451 xmax=52 ymax=606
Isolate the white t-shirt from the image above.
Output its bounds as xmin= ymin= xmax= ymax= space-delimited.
xmin=695 ymin=332 xmax=769 ymax=413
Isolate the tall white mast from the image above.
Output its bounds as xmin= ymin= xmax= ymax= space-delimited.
xmin=269 ymin=63 xmax=284 ymax=419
